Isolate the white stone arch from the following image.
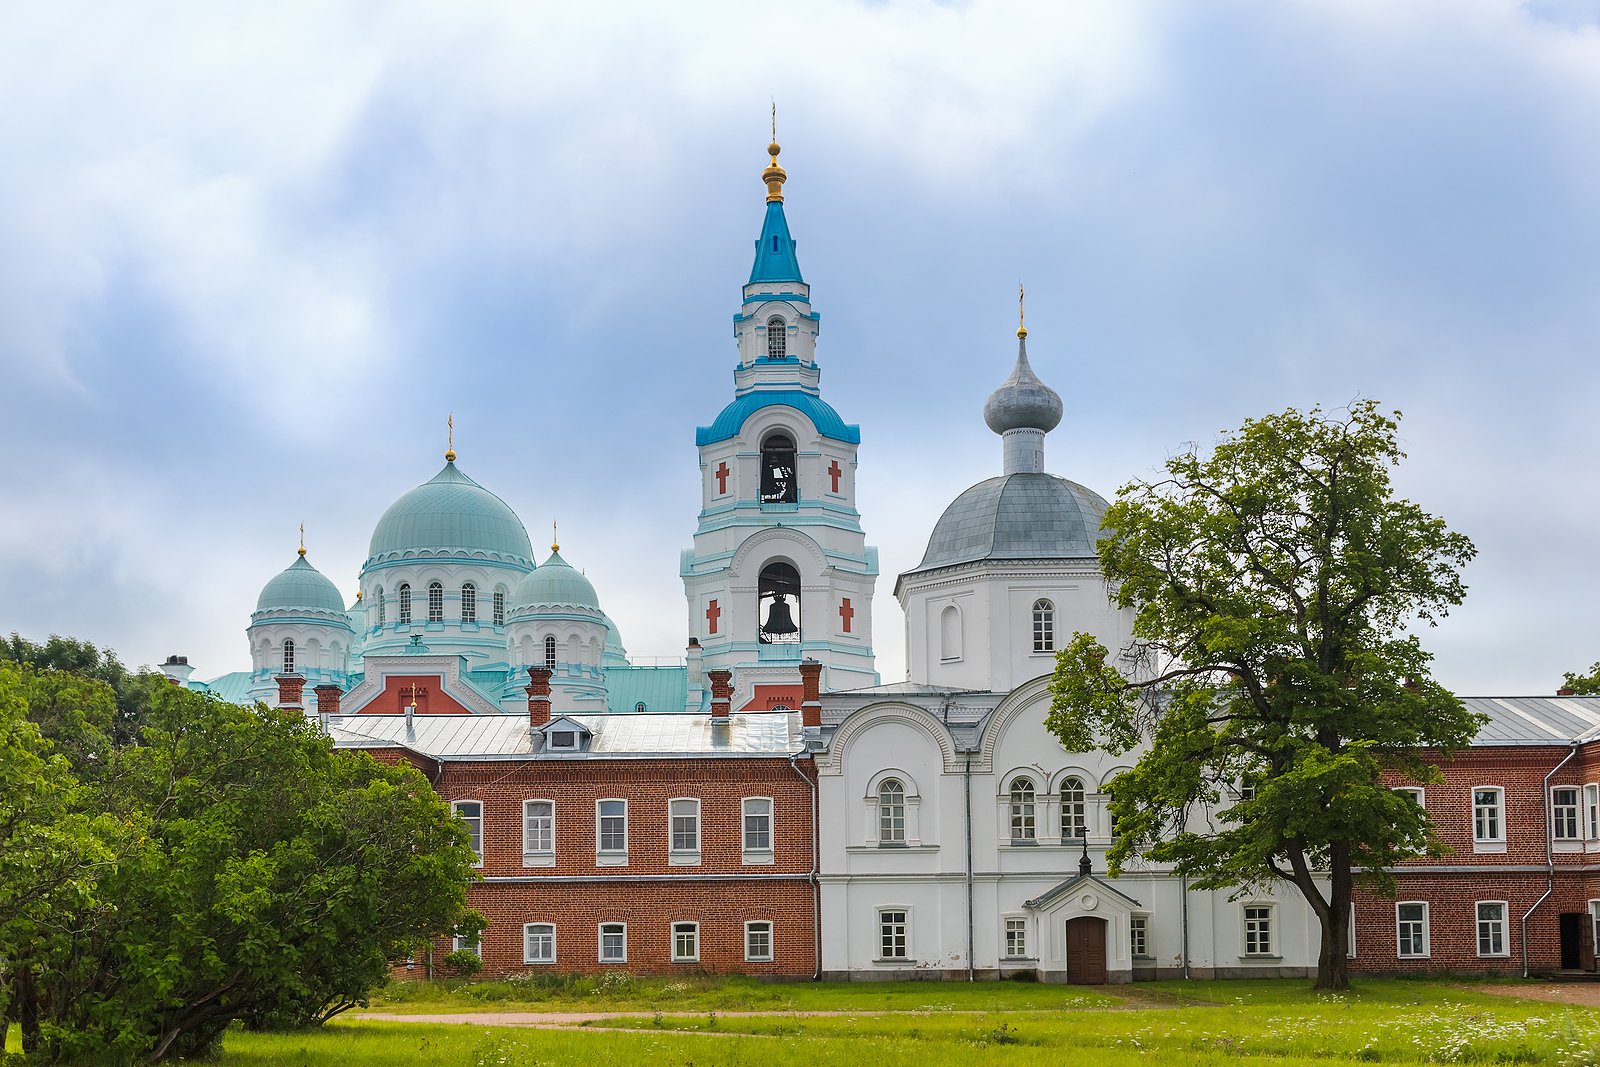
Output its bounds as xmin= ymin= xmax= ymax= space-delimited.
xmin=1099 ymin=766 xmax=1134 ymax=790
xmin=864 ymin=766 xmax=921 ymax=800
xmin=997 ymin=767 xmax=1044 ymax=797
xmin=1048 ymin=766 xmax=1095 ymax=792
xmin=818 ymin=701 xmax=960 ymax=776
xmin=739 ymin=405 xmax=822 ymax=452
xmin=862 ymin=767 xmax=923 ymax=847
xmin=975 ymin=675 xmax=1055 ymax=774
xmin=729 ymin=526 xmax=828 ymax=580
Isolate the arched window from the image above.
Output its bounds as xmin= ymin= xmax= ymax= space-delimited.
xmin=461 ymin=582 xmax=476 ymax=623
xmin=1061 ymin=777 xmax=1087 ymax=839
xmin=758 ymin=560 xmax=801 ymax=644
xmin=1010 ymin=777 xmax=1036 ymax=841
xmin=1032 ymin=599 xmax=1055 ymax=653
xmin=544 ymin=635 xmax=557 ymax=671
xmin=375 ymin=587 xmax=385 ymax=626
xmin=766 ymin=316 xmax=786 ymax=360
xmin=427 ymin=581 xmax=444 ymax=623
xmin=636 ymin=702 xmax=647 ymax=713
xmin=282 ymin=639 xmax=296 ymax=674
xmin=760 ymin=433 xmax=796 ymax=504
xmin=878 ymin=779 xmax=905 ymax=843
xmin=940 ymin=605 xmax=962 ymax=661
xmin=492 ymin=588 xmax=505 ymax=627
xmin=398 ymin=584 xmax=412 ymax=624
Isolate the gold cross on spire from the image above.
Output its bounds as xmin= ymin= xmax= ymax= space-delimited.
xmin=446 ymin=414 xmax=456 ymax=462
xmin=552 ymin=521 xmax=559 ymax=553
xmin=298 ymin=522 xmax=306 ymax=556
xmin=1017 ymin=283 xmax=1027 ymax=339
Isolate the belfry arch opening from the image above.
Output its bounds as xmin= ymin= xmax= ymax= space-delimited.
xmin=758 ymin=560 xmax=801 ymax=645
xmin=760 ymin=433 xmax=797 ymax=504
xmin=766 ymin=317 xmax=786 ymax=360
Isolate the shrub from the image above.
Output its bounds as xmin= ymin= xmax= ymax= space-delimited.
xmin=444 ymin=950 xmax=484 ymax=978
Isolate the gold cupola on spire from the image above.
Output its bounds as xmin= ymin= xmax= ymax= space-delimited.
xmin=763 ymin=104 xmax=786 ymax=202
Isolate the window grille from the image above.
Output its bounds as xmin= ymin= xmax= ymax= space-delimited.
xmin=1005 ymin=918 xmax=1027 ymax=958
xmin=1244 ymin=906 xmax=1273 ymax=955
xmin=525 ymin=923 xmax=554 ymax=963
xmin=1477 ymin=902 xmax=1505 ymax=955
xmin=670 ymin=800 xmax=700 ymax=852
xmin=492 ymin=589 xmax=505 ymax=627
xmin=1032 ymin=599 xmax=1054 ymax=652
xmin=879 ymin=911 xmax=907 ymax=959
xmin=427 ymin=581 xmax=443 ymax=623
xmin=524 ymin=801 xmax=553 ymax=855
xmin=1556 ymin=788 xmax=1580 ymax=839
xmin=744 ymin=798 xmax=772 ymax=850
xmin=398 ymin=584 xmax=411 ymax=624
xmin=746 ymin=922 xmax=772 ymax=961
xmin=766 ymin=317 xmax=786 ymax=359
xmin=1397 ymin=903 xmax=1427 ymax=957
xmin=1010 ymin=777 xmax=1036 ymax=841
xmin=878 ymin=780 xmax=905 ymax=843
xmin=282 ymin=639 xmax=295 ymax=674
xmin=1474 ymin=789 xmax=1502 ymax=840
xmin=1061 ymin=777 xmax=1086 ymax=838
xmin=461 ymin=583 xmax=476 ymax=623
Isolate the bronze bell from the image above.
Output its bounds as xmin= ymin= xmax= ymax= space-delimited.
xmin=762 ymin=594 xmax=799 ymax=635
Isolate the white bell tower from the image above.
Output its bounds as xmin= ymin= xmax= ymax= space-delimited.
xmin=680 ymin=139 xmax=879 ymax=711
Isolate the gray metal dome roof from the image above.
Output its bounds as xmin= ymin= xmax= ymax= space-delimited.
xmin=913 ymin=473 xmax=1109 ymax=571
xmin=983 ymin=335 xmax=1063 ymax=434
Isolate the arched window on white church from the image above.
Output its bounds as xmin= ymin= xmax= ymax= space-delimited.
xmin=766 ymin=316 xmax=786 ymax=360
xmin=544 ymin=635 xmax=557 ymax=671
xmin=427 ymin=582 xmax=444 ymax=623
xmin=1010 ymin=777 xmax=1036 ymax=841
xmin=282 ymin=639 xmax=295 ymax=674
xmin=492 ymin=588 xmax=505 ymax=627
xmin=461 ymin=582 xmax=476 ymax=624
xmin=940 ymin=605 xmax=962 ymax=661
xmin=758 ymin=561 xmax=801 ymax=644
xmin=1032 ymin=599 xmax=1054 ymax=653
xmin=1061 ymin=776 xmax=1087 ymax=839
xmin=398 ymin=584 xmax=412 ymax=624
xmin=375 ymin=587 xmax=385 ymax=626
xmin=760 ymin=433 xmax=796 ymax=504
xmin=878 ymin=779 xmax=905 ymax=844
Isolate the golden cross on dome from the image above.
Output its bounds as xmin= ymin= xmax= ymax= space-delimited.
xmin=552 ymin=521 xmax=559 ymax=553
xmin=298 ymin=523 xmax=306 ymax=556
xmin=446 ymin=414 xmax=456 ymax=462
xmin=1018 ymin=283 xmax=1027 ymax=339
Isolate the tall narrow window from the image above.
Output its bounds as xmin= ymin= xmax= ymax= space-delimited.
xmin=1130 ymin=916 xmax=1149 ymax=957
xmin=453 ymin=801 xmax=483 ymax=865
xmin=281 ymin=639 xmax=295 ymax=674
xmin=1556 ymin=788 xmax=1580 ymax=840
xmin=766 ymin=316 xmax=787 ymax=359
xmin=758 ymin=560 xmax=801 ymax=643
xmin=1474 ymin=789 xmax=1502 ymax=841
xmin=1010 ymin=777 xmax=1036 ymax=841
xmin=461 ymin=583 xmax=476 ymax=623
xmin=398 ymin=584 xmax=412 ymax=624
xmin=523 ymin=800 xmax=553 ymax=857
xmin=940 ymin=605 xmax=962 ymax=661
xmin=744 ymin=798 xmax=772 ymax=850
xmin=759 ymin=434 xmax=797 ymax=504
xmin=493 ymin=589 xmax=505 ymax=627
xmin=670 ymin=799 xmax=700 ymax=853
xmin=745 ymin=921 xmax=773 ymax=961
xmin=427 ymin=581 xmax=444 ymax=623
xmin=1032 ymin=599 xmax=1055 ymax=653
xmin=1061 ymin=777 xmax=1087 ymax=839
xmin=375 ymin=587 xmax=385 ymax=625
xmin=598 ymin=800 xmax=626 ymax=853
xmin=1477 ymin=902 xmax=1506 ymax=955
xmin=524 ymin=923 xmax=555 ymax=964
xmin=1005 ymin=918 xmax=1027 ymax=958
xmin=544 ymin=635 xmax=557 ymax=670
xmin=1588 ymin=784 xmax=1598 ymax=839
xmin=1397 ymin=903 xmax=1428 ymax=957
xmin=1244 ymin=906 xmax=1273 ymax=956
xmin=879 ymin=910 xmax=908 ymax=959
xmin=878 ymin=779 xmax=905 ymax=844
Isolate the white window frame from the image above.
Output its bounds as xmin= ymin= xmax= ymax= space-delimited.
xmin=596 ymin=798 xmax=628 ymax=861
xmin=1032 ymin=598 xmax=1055 ymax=653
xmin=766 ymin=316 xmax=786 ymax=359
xmin=599 ymin=922 xmax=627 ymax=963
xmin=1554 ymin=785 xmax=1582 ymax=842
xmin=1003 ymin=916 xmax=1029 ymax=959
xmin=1473 ymin=786 xmax=1506 ymax=852
xmin=523 ymin=922 xmax=555 ymax=964
xmin=1242 ymin=903 xmax=1275 ymax=957
xmin=1587 ymin=784 xmax=1599 ymax=844
xmin=1060 ymin=775 xmax=1087 ymax=840
xmin=281 ymin=638 xmax=295 ymax=674
xmin=669 ymin=798 xmax=701 ymax=865
xmin=1476 ymin=900 xmax=1508 ymax=957
xmin=523 ymin=799 xmax=554 ymax=865
xmin=743 ymin=796 xmax=774 ymax=856
xmin=461 ymin=582 xmax=476 ymax=624
xmin=398 ymin=583 xmax=412 ymax=624
xmin=877 ymin=906 xmax=911 ymax=962
xmin=1009 ymin=777 xmax=1037 ymax=843
xmin=427 ymin=580 xmax=444 ymax=623
xmin=452 ymin=800 xmax=483 ymax=867
xmin=453 ymin=933 xmax=482 ymax=956
xmin=1130 ymin=914 xmax=1151 ymax=959
xmin=492 ymin=588 xmax=505 ymax=627
xmin=878 ymin=778 xmax=906 ymax=845
xmin=744 ymin=920 xmax=773 ymax=962
xmin=1395 ymin=901 xmax=1429 ymax=959
xmin=1392 ymin=786 xmax=1424 ymax=808
xmin=671 ymin=921 xmax=700 ymax=962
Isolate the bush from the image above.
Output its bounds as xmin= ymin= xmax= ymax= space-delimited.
xmin=444 ymin=950 xmax=484 ymax=978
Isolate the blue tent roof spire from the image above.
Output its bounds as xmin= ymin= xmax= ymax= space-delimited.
xmin=749 ymin=139 xmax=804 ymax=284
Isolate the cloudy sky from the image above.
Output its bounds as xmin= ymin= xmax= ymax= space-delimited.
xmin=2 ymin=0 xmax=1598 ymax=693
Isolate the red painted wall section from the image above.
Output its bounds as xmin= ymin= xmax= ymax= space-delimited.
xmin=741 ymin=684 xmax=802 ymax=713
xmin=357 ymin=674 xmax=473 ymax=715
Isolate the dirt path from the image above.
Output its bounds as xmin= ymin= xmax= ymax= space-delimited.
xmin=1464 ymin=983 xmax=1600 ymax=1009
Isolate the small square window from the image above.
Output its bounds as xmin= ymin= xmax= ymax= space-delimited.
xmin=672 ymin=922 xmax=699 ymax=962
xmin=551 ymin=731 xmax=577 ymax=749
xmin=525 ymin=923 xmax=555 ymax=964
xmin=745 ymin=921 xmax=773 ymax=962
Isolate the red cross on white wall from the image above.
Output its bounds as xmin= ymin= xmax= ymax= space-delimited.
xmin=839 ymin=597 xmax=854 ymax=634
xmin=706 ymin=599 xmax=721 ymax=635
xmin=715 ymin=462 xmax=730 ymax=494
xmin=828 ymin=461 xmax=843 ymax=493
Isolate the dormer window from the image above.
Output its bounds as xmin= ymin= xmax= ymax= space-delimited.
xmin=551 ymin=731 xmax=576 ymax=749
xmin=766 ymin=317 xmax=786 ymax=360
xmin=771 ymin=235 xmax=782 ymax=253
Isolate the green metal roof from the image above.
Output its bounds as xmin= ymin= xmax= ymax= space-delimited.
xmin=368 ymin=461 xmax=534 ymax=564
xmin=513 ymin=550 xmax=601 ymax=610
xmin=604 ymin=665 xmax=688 ymax=714
xmin=256 ymin=554 xmax=347 ymax=613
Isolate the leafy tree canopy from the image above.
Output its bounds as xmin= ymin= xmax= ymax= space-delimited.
xmin=1559 ymin=664 xmax=1600 ymax=696
xmin=3 ymin=632 xmax=167 ymax=747
xmin=1047 ymin=401 xmax=1482 ymax=990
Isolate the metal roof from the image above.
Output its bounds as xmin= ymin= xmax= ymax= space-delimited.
xmin=1463 ymin=696 xmax=1600 ymax=746
xmin=604 ymin=665 xmax=689 ymax=714
xmin=909 ymin=473 xmax=1109 ymax=573
xmin=695 ymin=390 xmax=860 ymax=446
xmin=327 ymin=710 xmax=801 ymax=760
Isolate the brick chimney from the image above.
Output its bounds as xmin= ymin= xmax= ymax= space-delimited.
xmin=799 ymin=659 xmax=822 ymax=729
xmin=313 ymin=684 xmax=342 ymax=717
xmin=525 ymin=666 xmax=553 ymax=728
xmin=1559 ymin=687 xmax=1576 ymax=697
xmin=274 ymin=673 xmax=305 ymax=710
xmin=708 ymin=669 xmax=733 ymax=724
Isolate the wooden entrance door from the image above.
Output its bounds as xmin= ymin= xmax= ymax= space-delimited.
xmin=1065 ymin=917 xmax=1107 ymax=984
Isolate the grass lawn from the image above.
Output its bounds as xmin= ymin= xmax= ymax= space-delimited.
xmin=204 ymin=978 xmax=1600 ymax=1066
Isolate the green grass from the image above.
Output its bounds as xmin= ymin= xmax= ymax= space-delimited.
xmin=362 ymin=972 xmax=1121 ymax=1013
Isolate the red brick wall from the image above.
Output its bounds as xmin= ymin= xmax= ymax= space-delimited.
xmin=357 ymin=675 xmax=473 ymax=716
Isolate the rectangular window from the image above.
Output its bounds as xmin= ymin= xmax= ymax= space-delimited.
xmin=671 ymin=799 xmax=700 ymax=853
xmin=550 ymin=730 xmax=577 ymax=749
xmin=1397 ymin=902 xmax=1428 ymax=958
xmin=1556 ymin=788 xmax=1581 ymax=840
xmin=672 ymin=922 xmax=699 ymax=961
xmin=428 ymin=583 xmax=444 ymax=623
xmin=598 ymin=800 xmax=627 ymax=853
xmin=461 ymin=584 xmax=476 ymax=623
xmin=493 ymin=590 xmax=505 ymax=627
xmin=600 ymin=922 xmax=626 ymax=963
xmin=879 ymin=783 xmax=906 ymax=843
xmin=523 ymin=800 xmax=553 ymax=856
xmin=1474 ymin=789 xmax=1502 ymax=841
xmin=1588 ymin=785 xmax=1598 ymax=839
xmin=454 ymin=930 xmax=482 ymax=957
xmin=524 ymin=923 xmax=555 ymax=964
xmin=879 ymin=910 xmax=908 ymax=959
xmin=1393 ymin=787 xmax=1424 ymax=808
xmin=453 ymin=800 xmax=483 ymax=865
xmin=1477 ymin=902 xmax=1506 ymax=956
xmin=1130 ymin=916 xmax=1149 ymax=958
xmin=1244 ymin=906 xmax=1273 ymax=956
xmin=743 ymin=798 xmax=772 ymax=851
xmin=1005 ymin=918 xmax=1027 ymax=958
xmin=745 ymin=921 xmax=773 ymax=962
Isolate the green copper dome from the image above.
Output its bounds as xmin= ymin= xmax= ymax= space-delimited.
xmin=368 ymin=460 xmax=534 ymax=564
xmin=257 ymin=554 xmax=347 ymax=613
xmin=513 ymin=550 xmax=601 ymax=610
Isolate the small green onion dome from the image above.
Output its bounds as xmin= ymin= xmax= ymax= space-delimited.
xmin=256 ymin=554 xmax=347 ymax=613
xmin=513 ymin=550 xmax=601 ymax=610
xmin=367 ymin=460 xmax=534 ymax=565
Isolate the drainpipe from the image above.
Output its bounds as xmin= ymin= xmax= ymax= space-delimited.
xmin=1522 ymin=742 xmax=1578 ymax=978
xmin=1180 ymin=872 xmax=1191 ymax=981
xmin=965 ymin=749 xmax=975 ymax=981
xmin=790 ymin=751 xmax=820 ymax=981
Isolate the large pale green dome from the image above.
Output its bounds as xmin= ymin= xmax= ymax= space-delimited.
xmin=513 ymin=550 xmax=601 ymax=610
xmin=368 ymin=460 xmax=534 ymax=565
xmin=257 ymin=553 xmax=347 ymax=613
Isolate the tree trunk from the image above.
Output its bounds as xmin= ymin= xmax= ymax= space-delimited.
xmin=1313 ymin=842 xmax=1353 ymax=991
xmin=16 ymin=959 xmax=40 ymax=1054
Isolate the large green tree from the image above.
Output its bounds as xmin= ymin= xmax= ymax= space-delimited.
xmin=5 ymin=667 xmax=481 ymax=1063
xmin=3 ymin=633 xmax=167 ymax=747
xmin=1047 ymin=401 xmax=1483 ymax=990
